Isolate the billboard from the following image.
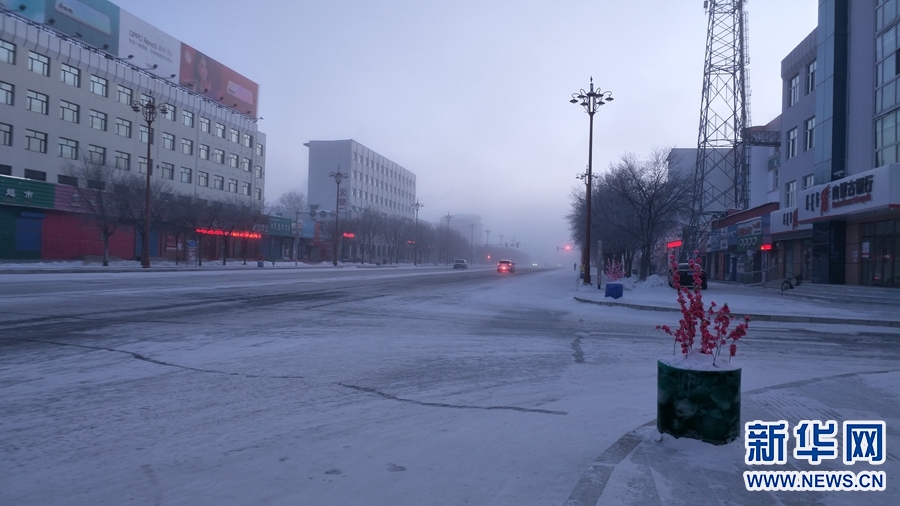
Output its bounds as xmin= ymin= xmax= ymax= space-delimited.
xmin=118 ymin=8 xmax=180 ymax=81
xmin=8 ymin=0 xmax=258 ymax=117
xmin=179 ymin=43 xmax=259 ymax=118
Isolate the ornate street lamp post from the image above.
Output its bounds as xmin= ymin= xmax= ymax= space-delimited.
xmin=570 ymin=77 xmax=613 ymax=285
xmin=131 ymin=96 xmax=168 ymax=269
xmin=329 ymin=168 xmax=348 ymax=266
xmin=413 ymin=200 xmax=424 ymax=265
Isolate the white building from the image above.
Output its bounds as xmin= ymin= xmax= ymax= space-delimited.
xmin=305 ymin=139 xmax=416 ymax=219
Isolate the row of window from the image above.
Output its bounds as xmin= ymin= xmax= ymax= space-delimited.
xmin=351 ymin=169 xmax=414 ymax=201
xmin=1 ymin=37 xmax=264 ymax=156
xmin=350 ymin=188 xmax=410 ymax=212
xmin=352 ymin=152 xmax=414 ymax=188
xmin=782 ymin=174 xmax=816 ymax=207
xmin=788 ymin=60 xmax=817 ymax=107
xmin=785 ymin=117 xmax=816 ymax=159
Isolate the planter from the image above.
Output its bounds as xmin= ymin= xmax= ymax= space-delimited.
xmin=604 ymin=282 xmax=623 ymax=299
xmin=657 ymin=354 xmax=741 ymax=445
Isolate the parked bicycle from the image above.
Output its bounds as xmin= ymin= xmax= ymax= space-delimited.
xmin=781 ymin=275 xmax=803 ymax=293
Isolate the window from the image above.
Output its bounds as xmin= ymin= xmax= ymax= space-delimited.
xmin=215 ymin=123 xmax=225 ymax=138
xmin=24 ymin=169 xmax=46 ymax=181
xmin=785 ymin=180 xmax=797 ymax=207
xmin=228 ymin=178 xmax=238 ymax=193
xmin=198 ymin=171 xmax=209 ymax=187
xmin=88 ymin=145 xmax=106 ymax=165
xmin=181 ymin=138 xmax=193 ymax=155
xmin=804 ymin=117 xmax=815 ymax=151
xmin=87 ymin=180 xmax=105 ymax=191
xmin=227 ymin=153 xmax=239 ymax=168
xmin=25 ymin=129 xmax=47 ymax=153
xmin=0 ymin=122 xmax=11 ymax=146
xmin=116 ymin=118 xmax=131 ymax=137
xmin=228 ymin=128 xmax=239 ymax=143
xmin=60 ymin=100 xmax=79 ymax=123
xmin=57 ymin=175 xmax=78 ymax=186
xmin=59 ymin=138 xmax=78 ymax=159
xmin=182 ymin=110 xmax=194 ymax=127
xmin=180 ymin=167 xmax=192 ymax=183
xmin=242 ymin=133 xmax=252 ymax=147
xmin=0 ymin=165 xmax=10 ymax=176
xmin=789 ymin=74 xmax=800 ymax=106
xmin=806 ymin=60 xmax=817 ymax=94
xmin=161 ymin=162 xmax=174 ymax=180
xmin=200 ymin=117 xmax=210 ymax=133
xmin=60 ymin=63 xmax=80 ymax=87
xmin=26 ymin=90 xmax=48 ymax=115
xmin=786 ymin=128 xmax=797 ymax=159
xmin=241 ymin=182 xmax=250 ymax=196
xmin=162 ymin=132 xmax=175 ymax=150
xmin=163 ymin=105 xmax=175 ymax=121
xmin=256 ymin=143 xmax=264 ymax=156
xmin=803 ymin=174 xmax=815 ymax=189
xmin=0 ymin=38 xmax=14 ymax=64
xmin=213 ymin=148 xmax=224 ymax=164
xmin=140 ymin=93 xmax=152 ymax=105
xmin=139 ymin=125 xmax=153 ymax=144
xmin=138 ymin=156 xmax=148 ymax=174
xmin=771 ymin=168 xmax=779 ymax=192
xmin=241 ymin=157 xmax=250 ymax=171
xmin=90 ymin=75 xmax=108 ymax=97
xmin=115 ymin=151 xmax=131 ymax=170
xmin=255 ymin=165 xmax=263 ymax=178
xmin=0 ymin=81 xmax=12 ymax=105
xmin=89 ymin=110 xmax=107 ymax=131
xmin=213 ymin=175 xmax=224 ymax=190
xmin=117 ymin=85 xmax=132 ymax=105
xmin=254 ymin=188 xmax=262 ymax=200
xmin=28 ymin=51 xmax=49 ymax=76
xmin=199 ymin=144 xmax=209 ymax=160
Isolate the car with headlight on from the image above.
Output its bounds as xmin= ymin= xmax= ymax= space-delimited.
xmin=497 ymin=260 xmax=515 ymax=273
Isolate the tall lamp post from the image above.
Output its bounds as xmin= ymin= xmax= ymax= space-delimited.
xmin=468 ymin=222 xmax=476 ymax=264
xmin=329 ymin=168 xmax=348 ymax=266
xmin=570 ymin=77 xmax=613 ymax=285
xmin=413 ymin=200 xmax=424 ymax=265
xmin=443 ymin=212 xmax=453 ymax=264
xmin=131 ymin=96 xmax=168 ymax=269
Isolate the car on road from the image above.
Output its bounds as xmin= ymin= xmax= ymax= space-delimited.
xmin=497 ymin=260 xmax=515 ymax=273
xmin=668 ymin=262 xmax=707 ymax=289
xmin=453 ymin=259 xmax=468 ymax=269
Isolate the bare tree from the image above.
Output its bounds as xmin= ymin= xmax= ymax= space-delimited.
xmin=381 ymin=216 xmax=414 ymax=264
xmin=570 ymin=148 xmax=693 ymax=280
xmin=62 ymin=158 xmax=127 ymax=266
xmin=165 ymin=196 xmax=209 ymax=265
xmin=354 ymin=209 xmax=384 ymax=264
xmin=268 ymin=190 xmax=307 ymax=218
xmin=116 ymin=173 xmax=175 ymax=263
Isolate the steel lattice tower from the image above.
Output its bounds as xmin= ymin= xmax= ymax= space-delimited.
xmin=686 ymin=0 xmax=750 ymax=254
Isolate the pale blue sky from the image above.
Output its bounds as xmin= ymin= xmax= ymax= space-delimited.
xmin=113 ymin=0 xmax=817 ymax=261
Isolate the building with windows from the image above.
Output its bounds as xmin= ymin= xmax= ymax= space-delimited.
xmin=0 ymin=2 xmax=266 ymax=260
xmin=774 ymin=0 xmax=900 ymax=287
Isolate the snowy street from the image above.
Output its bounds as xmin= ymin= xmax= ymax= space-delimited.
xmin=1 ymin=266 xmax=898 ymax=505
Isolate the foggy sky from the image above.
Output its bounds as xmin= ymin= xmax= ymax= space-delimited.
xmin=112 ymin=0 xmax=817 ymax=263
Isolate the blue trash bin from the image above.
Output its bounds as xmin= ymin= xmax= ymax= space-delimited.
xmin=604 ymin=283 xmax=623 ymax=299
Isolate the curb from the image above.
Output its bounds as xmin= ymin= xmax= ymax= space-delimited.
xmin=573 ymin=296 xmax=900 ymax=328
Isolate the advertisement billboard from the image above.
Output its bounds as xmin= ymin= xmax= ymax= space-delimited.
xmin=14 ymin=0 xmax=121 ymax=53
xmin=179 ymin=43 xmax=259 ymax=118
xmin=118 ymin=8 xmax=180 ymax=81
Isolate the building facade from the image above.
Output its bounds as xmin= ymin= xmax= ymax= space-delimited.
xmin=0 ymin=2 xmax=267 ymax=260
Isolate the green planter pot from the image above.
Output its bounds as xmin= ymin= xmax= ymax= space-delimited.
xmin=657 ymin=357 xmax=741 ymax=445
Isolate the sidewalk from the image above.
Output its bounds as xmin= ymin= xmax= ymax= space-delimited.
xmin=0 ymin=259 xmax=406 ymax=274
xmin=567 ymin=278 xmax=900 ymax=505
xmin=573 ymin=278 xmax=900 ymax=328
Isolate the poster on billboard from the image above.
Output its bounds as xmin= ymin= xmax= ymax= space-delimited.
xmin=179 ymin=43 xmax=259 ymax=117
xmin=13 ymin=0 xmax=121 ymax=54
xmin=117 ymin=8 xmax=180 ymax=80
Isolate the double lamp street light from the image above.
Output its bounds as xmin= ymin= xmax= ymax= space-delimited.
xmin=570 ymin=77 xmax=613 ymax=286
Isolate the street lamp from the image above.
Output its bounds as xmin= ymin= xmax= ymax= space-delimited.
xmin=329 ymin=168 xmax=348 ymax=266
xmin=131 ymin=96 xmax=168 ymax=269
xmin=570 ymin=77 xmax=613 ymax=285
xmin=443 ymin=212 xmax=453 ymax=265
xmin=468 ymin=222 xmax=476 ymax=264
xmin=413 ymin=200 xmax=424 ymax=265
